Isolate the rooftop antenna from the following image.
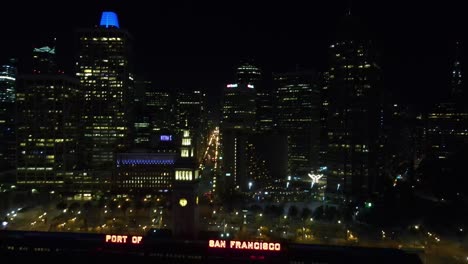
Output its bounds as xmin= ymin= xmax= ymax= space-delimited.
xmin=347 ymin=0 xmax=353 ymax=16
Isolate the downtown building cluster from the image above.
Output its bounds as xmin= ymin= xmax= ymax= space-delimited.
xmin=0 ymin=12 xmax=207 ymax=202
xmin=0 ymin=11 xmax=466 ymax=210
xmin=217 ymin=17 xmax=468 ymax=207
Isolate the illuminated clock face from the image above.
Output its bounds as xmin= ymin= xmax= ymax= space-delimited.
xmin=179 ymin=198 xmax=188 ymax=207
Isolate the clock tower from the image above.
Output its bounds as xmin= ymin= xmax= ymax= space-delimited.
xmin=172 ymin=128 xmax=200 ymax=239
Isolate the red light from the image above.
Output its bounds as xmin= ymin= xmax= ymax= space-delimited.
xmin=208 ymin=240 xmax=280 ymax=251
xmin=105 ymin=234 xmax=142 ymax=244
xmin=250 ymin=255 xmax=265 ymax=260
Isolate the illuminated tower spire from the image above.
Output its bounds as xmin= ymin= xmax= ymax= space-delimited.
xmin=100 ymin=11 xmax=120 ymax=28
xmin=451 ymin=41 xmax=463 ymax=98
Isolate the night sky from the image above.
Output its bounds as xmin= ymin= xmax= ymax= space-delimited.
xmin=0 ymin=0 xmax=466 ymax=106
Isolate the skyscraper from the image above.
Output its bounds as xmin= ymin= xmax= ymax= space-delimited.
xmin=324 ymin=16 xmax=384 ymax=203
xmin=32 ymin=42 xmax=57 ymax=74
xmin=0 ymin=59 xmax=16 ymax=103
xmin=146 ymin=89 xmax=175 ymax=137
xmin=221 ymin=83 xmax=256 ymax=192
xmin=274 ymin=70 xmax=321 ymax=178
xmin=235 ymin=61 xmax=273 ymax=132
xmin=0 ymin=59 xmax=17 ymax=170
xmin=425 ymin=42 xmax=468 ymax=192
xmin=176 ymin=90 xmax=207 ymax=160
xmin=132 ymin=79 xmax=152 ymax=148
xmin=451 ymin=42 xmax=463 ymax=99
xmin=16 ymin=72 xmax=80 ymax=189
xmin=76 ymin=11 xmax=134 ymax=180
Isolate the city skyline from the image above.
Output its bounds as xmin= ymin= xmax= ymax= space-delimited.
xmin=1 ymin=2 xmax=468 ymax=263
xmin=0 ymin=1 xmax=466 ymax=106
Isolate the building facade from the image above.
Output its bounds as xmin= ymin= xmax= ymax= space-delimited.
xmin=115 ymin=152 xmax=176 ymax=193
xmin=324 ymin=36 xmax=384 ymax=203
xmin=0 ymin=59 xmax=17 ymax=170
xmin=16 ymin=75 xmax=80 ymax=190
xmin=176 ymin=90 xmax=206 ymax=160
xmin=274 ymin=70 xmax=321 ymax=179
xmin=235 ymin=61 xmax=273 ymax=132
xmin=76 ymin=11 xmax=134 ymax=179
xmin=146 ymin=89 xmax=175 ymax=138
xmin=221 ymin=83 xmax=256 ymax=192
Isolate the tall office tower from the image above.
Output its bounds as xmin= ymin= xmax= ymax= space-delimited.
xmin=236 ymin=61 xmax=273 ymax=132
xmin=246 ymin=142 xmax=271 ymax=189
xmin=32 ymin=41 xmax=57 ymax=74
xmin=427 ymin=42 xmax=467 ymax=153
xmin=425 ymin=42 xmax=468 ymax=194
xmin=384 ymin=104 xmax=424 ymax=187
xmin=0 ymin=59 xmax=16 ymax=102
xmin=76 ymin=11 xmax=134 ymax=180
xmin=0 ymin=59 xmax=17 ymax=170
xmin=236 ymin=60 xmax=261 ymax=84
xmin=221 ymin=83 xmax=256 ymax=192
xmin=324 ymin=16 xmax=384 ymax=203
xmin=146 ymin=89 xmax=174 ymax=135
xmin=176 ymin=90 xmax=207 ymax=160
xmin=274 ymin=70 xmax=321 ymax=178
xmin=451 ymin=42 xmax=463 ymax=100
xmin=172 ymin=128 xmax=200 ymax=239
xmin=132 ymin=79 xmax=152 ymax=147
xmin=16 ymin=73 xmax=80 ymax=190
xmin=319 ymin=72 xmax=330 ymax=167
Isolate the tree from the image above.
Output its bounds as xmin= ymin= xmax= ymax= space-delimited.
xmin=324 ymin=206 xmax=338 ymax=221
xmin=265 ymin=205 xmax=283 ymax=218
xmin=56 ymin=202 xmax=67 ymax=211
xmin=288 ymin=205 xmax=298 ymax=218
xmin=313 ymin=206 xmax=324 ymax=220
xmin=249 ymin=204 xmax=262 ymax=213
xmin=108 ymin=200 xmax=118 ymax=211
xmin=134 ymin=199 xmax=144 ymax=212
xmin=121 ymin=201 xmax=130 ymax=216
xmin=68 ymin=202 xmax=80 ymax=212
xmin=301 ymin=207 xmax=312 ymax=220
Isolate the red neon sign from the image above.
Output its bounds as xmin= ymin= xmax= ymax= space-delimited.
xmin=208 ymin=240 xmax=281 ymax=251
xmin=105 ymin=234 xmax=143 ymax=244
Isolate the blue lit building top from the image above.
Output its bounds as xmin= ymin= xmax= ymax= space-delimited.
xmin=100 ymin=11 xmax=120 ymax=28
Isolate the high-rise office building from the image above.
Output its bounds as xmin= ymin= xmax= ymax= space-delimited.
xmin=274 ymin=70 xmax=321 ymax=178
xmin=146 ymin=89 xmax=174 ymax=137
xmin=236 ymin=61 xmax=261 ymax=84
xmin=132 ymin=79 xmax=152 ymax=147
xmin=76 ymin=11 xmax=134 ymax=179
xmin=221 ymin=83 xmax=256 ymax=192
xmin=16 ymin=73 xmax=80 ymax=189
xmin=426 ymin=42 xmax=468 ymax=165
xmin=176 ymin=90 xmax=206 ymax=160
xmin=32 ymin=42 xmax=57 ymax=74
xmin=0 ymin=59 xmax=17 ymax=170
xmin=324 ymin=16 xmax=384 ymax=203
xmin=0 ymin=59 xmax=16 ymax=103
xmin=451 ymin=42 xmax=463 ymax=99
xmin=236 ymin=61 xmax=273 ymax=132
xmin=319 ymin=72 xmax=330 ymax=167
